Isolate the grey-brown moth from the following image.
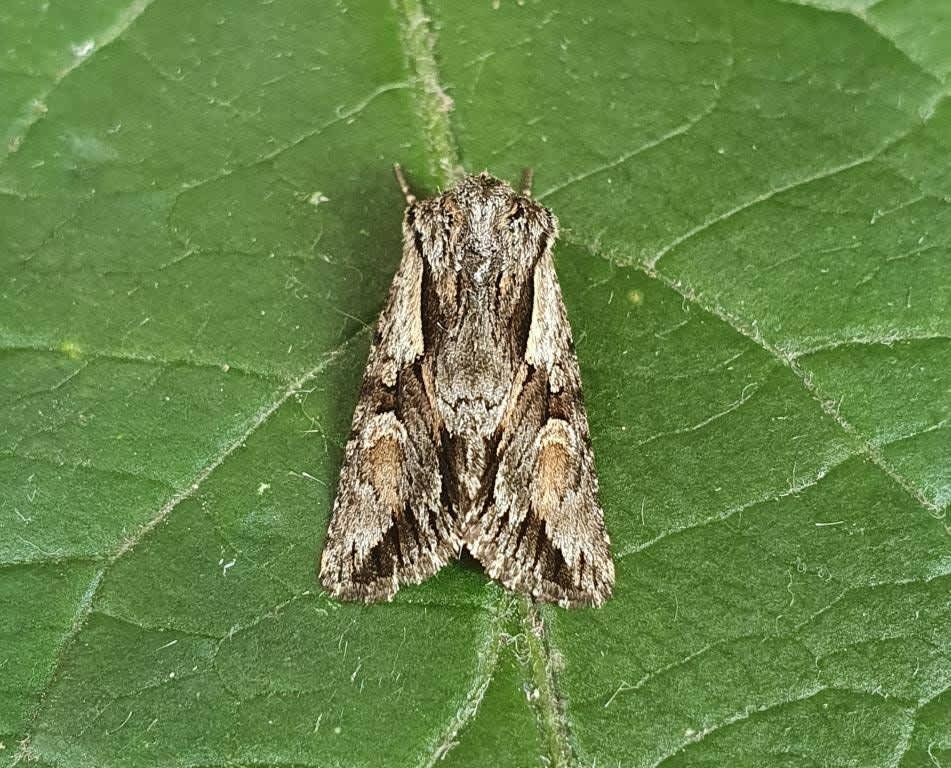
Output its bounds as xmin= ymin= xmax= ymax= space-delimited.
xmin=318 ymin=166 xmax=614 ymax=607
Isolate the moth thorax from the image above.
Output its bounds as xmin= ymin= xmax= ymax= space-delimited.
xmin=435 ymin=336 xmax=511 ymax=436
xmin=458 ymin=241 xmax=502 ymax=284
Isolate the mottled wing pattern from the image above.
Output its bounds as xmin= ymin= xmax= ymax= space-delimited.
xmin=319 ymin=230 xmax=458 ymax=601
xmin=465 ymin=250 xmax=614 ymax=607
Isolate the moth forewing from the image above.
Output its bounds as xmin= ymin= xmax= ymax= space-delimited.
xmin=463 ymin=249 xmax=614 ymax=608
xmin=319 ymin=169 xmax=613 ymax=606
xmin=318 ymin=227 xmax=459 ymax=602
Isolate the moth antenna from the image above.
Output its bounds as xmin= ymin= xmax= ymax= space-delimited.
xmin=519 ymin=167 xmax=534 ymax=197
xmin=393 ymin=163 xmax=417 ymax=205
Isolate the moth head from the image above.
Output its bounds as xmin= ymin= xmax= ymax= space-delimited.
xmin=447 ymin=172 xmax=558 ymax=254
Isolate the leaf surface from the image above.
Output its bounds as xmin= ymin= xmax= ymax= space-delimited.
xmin=1 ymin=1 xmax=949 ymax=766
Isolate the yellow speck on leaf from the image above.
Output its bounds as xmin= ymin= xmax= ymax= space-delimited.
xmin=59 ymin=340 xmax=82 ymax=359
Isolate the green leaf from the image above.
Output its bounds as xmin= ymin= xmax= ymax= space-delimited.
xmin=1 ymin=0 xmax=949 ymax=766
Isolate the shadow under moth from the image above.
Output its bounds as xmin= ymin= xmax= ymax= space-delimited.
xmin=319 ymin=167 xmax=614 ymax=607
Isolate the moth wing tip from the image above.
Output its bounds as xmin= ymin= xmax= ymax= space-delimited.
xmin=315 ymin=558 xmax=400 ymax=603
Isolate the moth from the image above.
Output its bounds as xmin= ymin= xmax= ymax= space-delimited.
xmin=318 ymin=166 xmax=614 ymax=607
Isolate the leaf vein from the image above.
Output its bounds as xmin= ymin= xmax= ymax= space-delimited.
xmin=634 ymin=379 xmax=762 ymax=448
xmin=537 ymin=31 xmax=736 ymax=201
xmin=2 ymin=0 xmax=156 ymax=164
xmin=616 ymin=455 xmax=849 ymax=562
xmin=13 ymin=327 xmax=370 ymax=762
xmin=417 ymin=592 xmax=508 ymax=768
xmin=396 ymin=0 xmax=463 ymax=186
xmin=0 ymin=338 xmax=289 ymax=382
